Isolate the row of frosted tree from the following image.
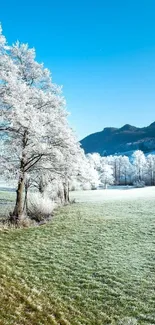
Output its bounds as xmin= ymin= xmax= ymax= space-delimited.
xmin=74 ymin=150 xmax=155 ymax=190
xmin=0 ymin=25 xmax=92 ymax=223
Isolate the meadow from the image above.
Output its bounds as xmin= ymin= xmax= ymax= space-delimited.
xmin=0 ymin=188 xmax=155 ymax=325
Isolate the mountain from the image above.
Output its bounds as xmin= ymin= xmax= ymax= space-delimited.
xmin=80 ymin=122 xmax=155 ymax=156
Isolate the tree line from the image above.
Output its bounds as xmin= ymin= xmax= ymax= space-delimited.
xmin=72 ymin=150 xmax=155 ymax=190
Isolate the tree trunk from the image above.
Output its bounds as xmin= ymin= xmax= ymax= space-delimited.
xmin=39 ymin=182 xmax=44 ymax=194
xmin=13 ymin=176 xmax=24 ymax=219
xmin=118 ymin=166 xmax=121 ymax=185
xmin=67 ymin=182 xmax=70 ymax=202
xmin=23 ymin=183 xmax=28 ymax=214
xmin=125 ymin=171 xmax=127 ymax=186
xmin=139 ymin=168 xmax=141 ymax=181
xmin=64 ymin=186 xmax=67 ymax=203
xmin=114 ymin=162 xmax=117 ymax=185
xmin=13 ymin=131 xmax=28 ymax=221
xmin=63 ymin=183 xmax=69 ymax=203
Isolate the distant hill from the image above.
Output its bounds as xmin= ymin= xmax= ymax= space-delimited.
xmin=80 ymin=122 xmax=155 ymax=156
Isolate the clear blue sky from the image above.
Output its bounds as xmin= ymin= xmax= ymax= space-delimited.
xmin=1 ymin=0 xmax=155 ymax=139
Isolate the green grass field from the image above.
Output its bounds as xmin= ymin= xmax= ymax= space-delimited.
xmin=0 ymin=189 xmax=155 ymax=325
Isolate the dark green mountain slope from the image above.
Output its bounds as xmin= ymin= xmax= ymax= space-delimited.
xmin=80 ymin=122 xmax=155 ymax=156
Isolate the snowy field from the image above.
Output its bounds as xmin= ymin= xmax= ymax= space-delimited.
xmin=70 ymin=186 xmax=155 ymax=202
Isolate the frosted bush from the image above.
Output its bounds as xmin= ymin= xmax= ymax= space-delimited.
xmin=91 ymin=184 xmax=98 ymax=190
xmin=18 ymin=214 xmax=34 ymax=228
xmin=82 ymin=182 xmax=91 ymax=190
xmin=28 ymin=192 xmax=55 ymax=221
xmin=70 ymin=180 xmax=82 ymax=191
xmin=133 ymin=180 xmax=145 ymax=188
xmin=46 ymin=181 xmax=64 ymax=203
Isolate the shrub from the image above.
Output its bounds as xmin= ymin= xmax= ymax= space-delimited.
xmin=28 ymin=192 xmax=55 ymax=222
xmin=82 ymin=182 xmax=91 ymax=190
xmin=70 ymin=180 xmax=81 ymax=191
xmin=133 ymin=180 xmax=145 ymax=188
xmin=1 ymin=213 xmax=34 ymax=228
xmin=45 ymin=181 xmax=64 ymax=203
xmin=18 ymin=214 xmax=34 ymax=227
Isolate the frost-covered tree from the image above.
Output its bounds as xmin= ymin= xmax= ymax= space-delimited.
xmin=132 ymin=150 xmax=146 ymax=183
xmin=119 ymin=156 xmax=133 ymax=185
xmin=145 ymin=154 xmax=155 ymax=185
xmin=106 ymin=156 xmax=121 ymax=185
xmin=100 ymin=161 xmax=114 ymax=188
xmin=87 ymin=153 xmax=101 ymax=171
xmin=0 ymin=26 xmax=85 ymax=219
xmin=69 ymin=151 xmax=100 ymax=191
xmin=85 ymin=151 xmax=153 ymax=188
